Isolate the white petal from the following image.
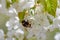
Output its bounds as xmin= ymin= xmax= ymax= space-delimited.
xmin=16 ymin=29 xmax=24 ymax=34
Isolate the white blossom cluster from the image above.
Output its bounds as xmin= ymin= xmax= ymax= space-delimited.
xmin=0 ymin=0 xmax=60 ymax=40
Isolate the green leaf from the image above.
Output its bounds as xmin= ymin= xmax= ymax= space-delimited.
xmin=11 ymin=0 xmax=16 ymax=3
xmin=18 ymin=10 xmax=26 ymax=22
xmin=47 ymin=15 xmax=53 ymax=24
xmin=6 ymin=0 xmax=19 ymax=8
xmin=11 ymin=0 xmax=18 ymax=3
xmin=6 ymin=0 xmax=11 ymax=8
xmin=46 ymin=0 xmax=57 ymax=17
xmin=39 ymin=0 xmax=57 ymax=17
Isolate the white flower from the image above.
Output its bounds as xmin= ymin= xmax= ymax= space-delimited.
xmin=53 ymin=16 xmax=60 ymax=29
xmin=0 ymin=29 xmax=4 ymax=38
xmin=35 ymin=4 xmax=44 ymax=13
xmin=8 ymin=8 xmax=17 ymax=17
xmin=54 ymin=33 xmax=60 ymax=40
xmin=6 ymin=37 xmax=16 ymax=40
xmin=15 ymin=29 xmax=24 ymax=34
xmin=56 ymin=8 xmax=60 ymax=16
xmin=0 ymin=4 xmax=2 ymax=8
xmin=13 ymin=0 xmax=35 ymax=12
xmin=0 ymin=0 xmax=59 ymax=40
xmin=0 ymin=29 xmax=4 ymax=40
xmin=7 ymin=30 xmax=15 ymax=37
xmin=58 ymin=0 xmax=60 ymax=7
xmin=23 ymin=4 xmax=50 ymax=40
xmin=14 ymin=29 xmax=24 ymax=40
xmin=0 ymin=0 xmax=6 ymax=8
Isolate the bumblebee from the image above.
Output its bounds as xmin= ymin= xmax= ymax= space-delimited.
xmin=22 ymin=20 xmax=31 ymax=28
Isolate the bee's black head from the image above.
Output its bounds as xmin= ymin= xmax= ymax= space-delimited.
xmin=22 ymin=20 xmax=31 ymax=28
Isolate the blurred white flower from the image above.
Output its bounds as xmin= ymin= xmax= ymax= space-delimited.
xmin=0 ymin=29 xmax=4 ymax=37
xmin=13 ymin=0 xmax=35 ymax=12
xmin=0 ymin=4 xmax=2 ymax=8
xmin=13 ymin=25 xmax=19 ymax=29
xmin=14 ymin=29 xmax=24 ymax=40
xmin=0 ymin=29 xmax=4 ymax=40
xmin=15 ymin=29 xmax=24 ymax=34
xmin=54 ymin=33 xmax=60 ymax=40
xmin=56 ymin=8 xmax=60 ymax=16
xmin=6 ymin=37 xmax=16 ymax=40
xmin=7 ymin=30 xmax=15 ymax=37
xmin=53 ymin=16 xmax=60 ymax=29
